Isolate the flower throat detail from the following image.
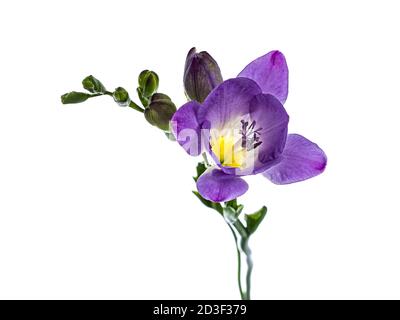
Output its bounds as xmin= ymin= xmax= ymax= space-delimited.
xmin=240 ymin=120 xmax=263 ymax=151
xmin=210 ymin=119 xmax=263 ymax=169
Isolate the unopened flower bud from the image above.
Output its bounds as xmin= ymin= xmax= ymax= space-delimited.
xmin=183 ymin=47 xmax=223 ymax=103
xmin=61 ymin=91 xmax=91 ymax=104
xmin=82 ymin=75 xmax=106 ymax=94
xmin=144 ymin=98 xmax=176 ymax=131
xmin=113 ymin=87 xmax=130 ymax=106
xmin=138 ymin=70 xmax=159 ymax=98
xmin=150 ymin=93 xmax=171 ymax=103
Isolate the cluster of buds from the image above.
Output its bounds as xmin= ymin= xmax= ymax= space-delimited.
xmin=61 ymin=75 xmax=108 ymax=104
xmin=136 ymin=71 xmax=177 ymax=131
xmin=61 ymin=48 xmax=222 ymax=134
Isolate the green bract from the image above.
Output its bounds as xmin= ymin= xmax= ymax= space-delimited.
xmin=245 ymin=206 xmax=267 ymax=235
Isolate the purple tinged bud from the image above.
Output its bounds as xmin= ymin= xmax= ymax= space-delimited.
xmin=144 ymin=93 xmax=177 ymax=131
xmin=183 ymin=47 xmax=223 ymax=103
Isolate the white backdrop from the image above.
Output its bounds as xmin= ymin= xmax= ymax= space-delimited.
xmin=1 ymin=0 xmax=400 ymax=299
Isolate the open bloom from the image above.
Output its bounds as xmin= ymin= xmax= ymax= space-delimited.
xmin=172 ymin=50 xmax=327 ymax=202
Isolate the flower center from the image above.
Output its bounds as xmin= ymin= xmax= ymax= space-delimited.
xmin=210 ymin=119 xmax=263 ymax=168
xmin=240 ymin=120 xmax=263 ymax=151
xmin=211 ymin=135 xmax=245 ymax=168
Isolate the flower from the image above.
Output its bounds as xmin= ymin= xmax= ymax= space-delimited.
xmin=183 ymin=47 xmax=223 ymax=103
xmin=172 ymin=50 xmax=327 ymax=202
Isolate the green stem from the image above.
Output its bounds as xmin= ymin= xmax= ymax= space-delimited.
xmin=102 ymin=91 xmax=145 ymax=113
xmin=202 ymin=152 xmax=210 ymax=167
xmin=89 ymin=93 xmax=104 ymax=98
xmin=228 ymin=220 xmax=253 ymax=300
xmin=128 ymin=100 xmax=145 ymax=113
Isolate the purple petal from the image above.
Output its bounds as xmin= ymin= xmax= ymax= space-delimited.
xmin=197 ymin=167 xmax=249 ymax=202
xmin=202 ymin=78 xmax=261 ymax=130
xmin=171 ymin=101 xmax=203 ymax=156
xmin=246 ymin=93 xmax=289 ymax=174
xmin=238 ymin=51 xmax=288 ymax=104
xmin=263 ymin=134 xmax=327 ymax=184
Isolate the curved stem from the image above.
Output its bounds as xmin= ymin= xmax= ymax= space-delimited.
xmin=228 ymin=220 xmax=253 ymax=300
xmin=89 ymin=91 xmax=145 ymax=113
xmin=128 ymin=100 xmax=145 ymax=113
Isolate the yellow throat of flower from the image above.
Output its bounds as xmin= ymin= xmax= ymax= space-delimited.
xmin=210 ymin=135 xmax=245 ymax=168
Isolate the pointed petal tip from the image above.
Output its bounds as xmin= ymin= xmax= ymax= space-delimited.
xmin=187 ymin=47 xmax=197 ymax=55
xmin=238 ymin=50 xmax=288 ymax=104
xmin=270 ymin=50 xmax=286 ymax=63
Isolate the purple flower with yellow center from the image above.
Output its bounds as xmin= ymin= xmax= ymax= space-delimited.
xmin=172 ymin=50 xmax=327 ymax=202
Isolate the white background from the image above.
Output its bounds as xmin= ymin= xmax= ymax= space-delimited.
xmin=0 ymin=0 xmax=399 ymax=299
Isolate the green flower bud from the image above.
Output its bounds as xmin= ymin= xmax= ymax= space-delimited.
xmin=113 ymin=87 xmax=130 ymax=106
xmin=150 ymin=93 xmax=171 ymax=103
xmin=144 ymin=99 xmax=176 ymax=131
xmin=138 ymin=70 xmax=159 ymax=98
xmin=82 ymin=75 xmax=106 ymax=94
xmin=61 ymin=91 xmax=91 ymax=104
xmin=137 ymin=87 xmax=149 ymax=107
xmin=138 ymin=70 xmax=150 ymax=88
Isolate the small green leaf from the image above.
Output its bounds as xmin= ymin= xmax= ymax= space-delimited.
xmin=192 ymin=191 xmax=223 ymax=215
xmin=82 ymin=75 xmax=106 ymax=94
xmin=194 ymin=162 xmax=207 ymax=182
xmin=192 ymin=191 xmax=212 ymax=207
xmin=225 ymin=199 xmax=238 ymax=210
xmin=61 ymin=91 xmax=91 ymax=104
xmin=245 ymin=206 xmax=267 ymax=235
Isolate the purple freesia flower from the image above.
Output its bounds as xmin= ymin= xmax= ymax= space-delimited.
xmin=171 ymin=50 xmax=327 ymax=202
